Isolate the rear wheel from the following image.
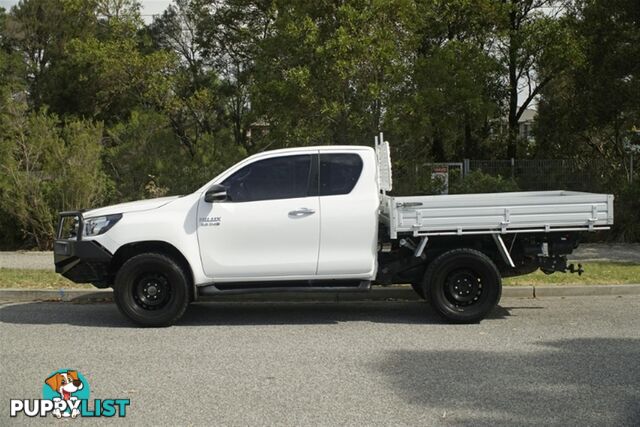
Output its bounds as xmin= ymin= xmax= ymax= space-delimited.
xmin=424 ymin=248 xmax=501 ymax=323
xmin=114 ymin=253 xmax=190 ymax=327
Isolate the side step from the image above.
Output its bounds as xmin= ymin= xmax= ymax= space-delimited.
xmin=197 ymin=280 xmax=371 ymax=297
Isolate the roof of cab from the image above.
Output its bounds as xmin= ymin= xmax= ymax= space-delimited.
xmin=246 ymin=145 xmax=374 ymax=160
xmin=258 ymin=145 xmax=373 ymax=154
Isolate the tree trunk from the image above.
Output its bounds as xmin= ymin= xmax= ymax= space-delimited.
xmin=431 ymin=132 xmax=445 ymax=162
xmin=507 ymin=8 xmax=519 ymax=159
xmin=463 ymin=114 xmax=475 ymax=158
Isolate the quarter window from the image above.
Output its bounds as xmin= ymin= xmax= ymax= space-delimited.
xmin=222 ymin=155 xmax=313 ymax=202
xmin=319 ymin=153 xmax=363 ymax=196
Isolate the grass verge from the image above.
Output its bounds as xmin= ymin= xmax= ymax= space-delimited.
xmin=0 ymin=268 xmax=92 ymax=289
xmin=1 ymin=262 xmax=639 ymax=290
xmin=503 ymin=262 xmax=640 ymax=285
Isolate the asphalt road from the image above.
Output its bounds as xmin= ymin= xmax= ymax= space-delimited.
xmin=1 ymin=296 xmax=639 ymax=426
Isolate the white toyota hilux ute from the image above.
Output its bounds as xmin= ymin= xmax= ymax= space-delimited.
xmin=54 ymin=135 xmax=614 ymax=326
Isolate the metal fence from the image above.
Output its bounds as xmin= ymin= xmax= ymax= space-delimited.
xmin=395 ymin=158 xmax=616 ymax=195
xmin=464 ymin=158 xmax=612 ymax=192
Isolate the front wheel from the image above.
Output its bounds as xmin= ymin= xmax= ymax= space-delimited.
xmin=424 ymin=248 xmax=502 ymax=323
xmin=114 ymin=253 xmax=190 ymax=327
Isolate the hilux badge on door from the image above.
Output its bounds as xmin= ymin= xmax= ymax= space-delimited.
xmin=199 ymin=217 xmax=221 ymax=226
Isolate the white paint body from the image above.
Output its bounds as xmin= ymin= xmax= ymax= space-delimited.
xmin=80 ymin=145 xmax=613 ymax=288
xmin=83 ymin=146 xmax=379 ymax=286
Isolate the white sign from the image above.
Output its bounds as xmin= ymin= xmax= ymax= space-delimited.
xmin=431 ymin=166 xmax=449 ymax=194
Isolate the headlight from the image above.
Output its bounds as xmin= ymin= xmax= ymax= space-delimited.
xmin=83 ymin=214 xmax=122 ymax=237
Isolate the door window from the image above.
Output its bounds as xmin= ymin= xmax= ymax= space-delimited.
xmin=319 ymin=153 xmax=363 ymax=196
xmin=222 ymin=155 xmax=314 ymax=202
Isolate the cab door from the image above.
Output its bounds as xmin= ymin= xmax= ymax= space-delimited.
xmin=316 ymin=150 xmax=379 ymax=277
xmin=197 ymin=153 xmax=320 ymax=280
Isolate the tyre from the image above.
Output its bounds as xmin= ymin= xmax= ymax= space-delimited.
xmin=424 ymin=248 xmax=501 ymax=323
xmin=411 ymin=283 xmax=426 ymax=299
xmin=113 ymin=253 xmax=190 ymax=327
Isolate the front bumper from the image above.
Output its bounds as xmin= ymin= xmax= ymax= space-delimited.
xmin=54 ymin=211 xmax=113 ymax=286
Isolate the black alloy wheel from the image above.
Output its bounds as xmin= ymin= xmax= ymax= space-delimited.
xmin=114 ymin=253 xmax=190 ymax=327
xmin=424 ymin=248 xmax=502 ymax=323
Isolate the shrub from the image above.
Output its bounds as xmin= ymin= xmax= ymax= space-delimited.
xmin=104 ymin=110 xmax=247 ymax=202
xmin=450 ymin=170 xmax=520 ymax=194
xmin=0 ymin=101 xmax=107 ymax=249
xmin=612 ymin=181 xmax=640 ymax=242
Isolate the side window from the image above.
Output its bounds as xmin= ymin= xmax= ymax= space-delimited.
xmin=222 ymin=155 xmax=313 ymax=202
xmin=319 ymin=153 xmax=363 ymax=196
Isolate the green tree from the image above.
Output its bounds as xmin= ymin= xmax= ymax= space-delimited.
xmin=249 ymin=0 xmax=414 ymax=148
xmin=536 ymin=0 xmax=639 ymax=175
xmin=497 ymin=0 xmax=582 ymax=158
xmin=0 ymin=7 xmax=23 ymax=91
xmin=104 ymin=109 xmax=245 ymax=201
xmin=149 ymin=0 xmax=230 ymax=155
xmin=2 ymin=0 xmax=98 ymax=110
xmin=60 ymin=35 xmax=176 ymax=122
xmin=0 ymin=99 xmax=107 ymax=249
xmin=194 ymin=0 xmax=276 ymax=151
xmin=387 ymin=0 xmax=503 ymax=167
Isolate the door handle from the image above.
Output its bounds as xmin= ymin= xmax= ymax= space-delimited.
xmin=288 ymin=208 xmax=316 ymax=217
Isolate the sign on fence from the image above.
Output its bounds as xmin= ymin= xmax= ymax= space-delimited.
xmin=431 ymin=166 xmax=449 ymax=194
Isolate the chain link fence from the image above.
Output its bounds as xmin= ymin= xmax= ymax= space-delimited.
xmin=464 ymin=158 xmax=613 ymax=192
xmin=395 ymin=158 xmax=617 ymax=195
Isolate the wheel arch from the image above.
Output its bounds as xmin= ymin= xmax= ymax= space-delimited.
xmin=111 ymin=241 xmax=197 ymax=301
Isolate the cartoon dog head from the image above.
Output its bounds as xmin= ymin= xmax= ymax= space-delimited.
xmin=45 ymin=370 xmax=83 ymax=400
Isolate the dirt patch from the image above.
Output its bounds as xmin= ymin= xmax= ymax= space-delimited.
xmin=0 ymin=251 xmax=53 ymax=270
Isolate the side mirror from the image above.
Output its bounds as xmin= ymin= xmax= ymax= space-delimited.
xmin=204 ymin=184 xmax=228 ymax=203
